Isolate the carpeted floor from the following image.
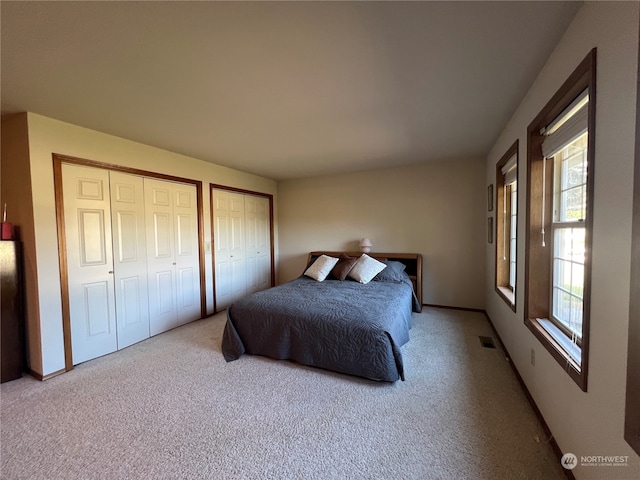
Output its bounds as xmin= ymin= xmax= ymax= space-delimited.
xmin=1 ymin=307 xmax=566 ymax=479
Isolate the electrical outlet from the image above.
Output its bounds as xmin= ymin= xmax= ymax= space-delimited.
xmin=531 ymin=348 xmax=536 ymax=366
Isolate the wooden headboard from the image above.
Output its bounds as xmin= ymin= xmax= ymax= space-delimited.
xmin=307 ymin=251 xmax=423 ymax=308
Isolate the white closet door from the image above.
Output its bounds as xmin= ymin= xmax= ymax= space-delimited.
xmin=145 ymin=178 xmax=178 ymax=335
xmin=213 ymin=189 xmax=246 ymax=310
xmin=173 ymin=183 xmax=200 ymax=325
xmin=62 ymin=164 xmax=117 ymax=365
xmin=245 ymin=195 xmax=271 ymax=294
xmin=110 ymin=172 xmax=150 ymax=349
xmin=229 ymin=193 xmax=247 ymax=304
xmin=212 ymin=191 xmax=232 ymax=309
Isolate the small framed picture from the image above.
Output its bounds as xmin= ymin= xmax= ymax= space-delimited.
xmin=487 ymin=184 xmax=494 ymax=212
xmin=488 ymin=217 xmax=494 ymax=243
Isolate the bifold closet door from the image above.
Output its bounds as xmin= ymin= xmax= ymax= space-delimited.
xmin=109 ymin=172 xmax=150 ymax=349
xmin=62 ymin=164 xmax=117 ymax=365
xmin=212 ymin=190 xmax=247 ymax=311
xmin=144 ymin=178 xmax=200 ymax=335
xmin=213 ymin=189 xmax=271 ymax=311
xmin=63 ymin=166 xmax=200 ymax=364
xmin=172 ymin=182 xmax=201 ymax=326
xmin=245 ymin=195 xmax=271 ymax=295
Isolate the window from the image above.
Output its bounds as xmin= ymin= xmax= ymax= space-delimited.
xmin=524 ymin=49 xmax=596 ymax=391
xmin=495 ymin=141 xmax=518 ymax=310
xmin=551 ymin=131 xmax=587 ymax=348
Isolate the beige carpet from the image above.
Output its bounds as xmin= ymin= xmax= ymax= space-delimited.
xmin=1 ymin=307 xmax=566 ymax=479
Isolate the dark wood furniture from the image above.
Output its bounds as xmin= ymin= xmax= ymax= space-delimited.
xmin=1 ymin=241 xmax=25 ymax=383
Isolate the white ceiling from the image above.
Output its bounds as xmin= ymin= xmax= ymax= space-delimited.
xmin=1 ymin=1 xmax=581 ymax=180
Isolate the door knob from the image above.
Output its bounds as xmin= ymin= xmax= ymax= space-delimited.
xmin=108 ymin=271 xmax=114 ymax=274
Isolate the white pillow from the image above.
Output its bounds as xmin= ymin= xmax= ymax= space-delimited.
xmin=348 ymin=254 xmax=387 ymax=284
xmin=304 ymin=255 xmax=339 ymax=281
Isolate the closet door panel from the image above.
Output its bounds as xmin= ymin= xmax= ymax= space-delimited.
xmin=82 ymin=282 xmax=112 ymax=336
xmin=256 ymin=254 xmax=271 ymax=287
xmin=213 ymin=190 xmax=271 ymax=310
xmin=173 ymin=183 xmax=200 ymax=325
xmin=246 ymin=195 xmax=271 ymax=294
xmin=176 ymin=214 xmax=193 ymax=256
xmin=213 ymin=190 xmax=246 ymax=310
xmin=148 ymin=268 xmax=175 ymax=336
xmin=230 ymin=257 xmax=247 ymax=301
xmin=214 ymin=210 xmax=232 ymax=307
xmin=152 ymin=213 xmax=172 ymax=258
xmin=177 ymin=267 xmax=196 ymax=309
xmin=230 ymin=203 xmax=245 ymax=256
xmin=110 ymin=172 xmax=150 ymax=349
xmin=145 ymin=179 xmax=177 ymax=335
xmin=115 ymin=212 xmax=137 ymax=261
xmin=154 ymin=270 xmax=175 ymax=314
xmin=228 ymin=194 xmax=247 ymax=304
xmin=62 ymin=164 xmax=117 ymax=365
xmin=245 ymin=197 xmax=259 ymax=293
xmin=215 ymin=261 xmax=231 ymax=300
xmin=246 ymin=256 xmax=259 ymax=292
xmin=119 ymin=276 xmax=143 ymax=326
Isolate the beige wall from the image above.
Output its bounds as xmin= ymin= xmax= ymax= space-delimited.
xmin=278 ymin=159 xmax=486 ymax=309
xmin=7 ymin=113 xmax=278 ymax=377
xmin=485 ymin=2 xmax=640 ymax=478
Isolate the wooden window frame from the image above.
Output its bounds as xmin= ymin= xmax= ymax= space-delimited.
xmin=524 ymin=49 xmax=596 ymax=392
xmin=495 ymin=140 xmax=519 ymax=311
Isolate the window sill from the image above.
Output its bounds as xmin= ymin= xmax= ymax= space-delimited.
xmin=536 ymin=318 xmax=581 ymax=365
xmin=496 ymin=286 xmax=516 ymax=312
xmin=525 ymin=317 xmax=587 ymax=391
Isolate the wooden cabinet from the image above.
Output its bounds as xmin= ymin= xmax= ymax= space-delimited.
xmin=1 ymin=241 xmax=25 ymax=383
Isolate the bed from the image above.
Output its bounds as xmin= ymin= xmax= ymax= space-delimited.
xmin=221 ymin=251 xmax=422 ymax=382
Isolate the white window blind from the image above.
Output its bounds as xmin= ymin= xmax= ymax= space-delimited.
xmin=541 ymin=89 xmax=589 ymax=158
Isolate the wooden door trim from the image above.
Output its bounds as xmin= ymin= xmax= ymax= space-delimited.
xmin=52 ymin=158 xmax=74 ymax=371
xmin=53 ymin=154 xmax=208 ymax=371
xmin=210 ymin=184 xmax=275 ymax=313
